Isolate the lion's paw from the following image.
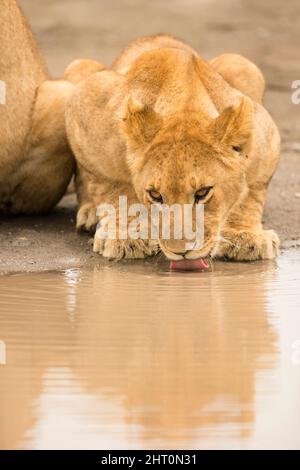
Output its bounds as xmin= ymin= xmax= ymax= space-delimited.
xmin=76 ymin=203 xmax=98 ymax=233
xmin=215 ymin=229 xmax=280 ymax=261
xmin=93 ymin=237 xmax=160 ymax=260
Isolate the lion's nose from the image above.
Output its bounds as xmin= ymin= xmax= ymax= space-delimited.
xmin=165 ymin=239 xmax=191 ymax=256
xmin=172 ymin=249 xmax=188 ymax=256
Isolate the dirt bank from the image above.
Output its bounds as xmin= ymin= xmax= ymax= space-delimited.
xmin=0 ymin=0 xmax=299 ymax=273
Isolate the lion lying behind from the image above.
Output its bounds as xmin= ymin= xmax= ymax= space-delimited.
xmin=0 ymin=1 xmax=77 ymax=215
xmin=65 ymin=35 xmax=280 ymax=262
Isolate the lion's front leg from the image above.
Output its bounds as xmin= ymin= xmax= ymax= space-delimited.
xmin=76 ymin=166 xmax=159 ymax=259
xmin=93 ymin=237 xmax=159 ymax=260
xmin=75 ymin=164 xmax=101 ymax=232
xmin=92 ymin=186 xmax=160 ymax=260
xmin=216 ymin=228 xmax=279 ymax=261
xmin=215 ymin=187 xmax=280 ymax=261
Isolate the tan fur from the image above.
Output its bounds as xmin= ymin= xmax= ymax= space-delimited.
xmin=66 ymin=34 xmax=280 ymax=261
xmin=210 ymin=53 xmax=265 ymax=104
xmin=0 ymin=0 xmax=75 ymax=214
xmin=63 ymin=59 xmax=106 ymax=84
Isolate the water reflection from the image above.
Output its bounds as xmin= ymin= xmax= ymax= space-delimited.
xmin=0 ymin=253 xmax=299 ymax=449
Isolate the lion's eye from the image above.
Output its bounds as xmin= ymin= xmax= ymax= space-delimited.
xmin=147 ymin=189 xmax=163 ymax=203
xmin=195 ymin=186 xmax=213 ymax=203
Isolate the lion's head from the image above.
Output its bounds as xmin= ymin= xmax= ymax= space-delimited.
xmin=122 ymin=95 xmax=254 ymax=261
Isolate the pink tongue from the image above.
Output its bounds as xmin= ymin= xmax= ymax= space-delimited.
xmin=169 ymin=258 xmax=209 ymax=271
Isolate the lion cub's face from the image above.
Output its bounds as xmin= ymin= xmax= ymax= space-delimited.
xmin=123 ymin=96 xmax=253 ymax=260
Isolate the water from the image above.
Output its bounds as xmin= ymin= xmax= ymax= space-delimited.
xmin=0 ymin=251 xmax=300 ymax=450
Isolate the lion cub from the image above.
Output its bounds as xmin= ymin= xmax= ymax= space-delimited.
xmin=66 ymin=35 xmax=280 ymax=262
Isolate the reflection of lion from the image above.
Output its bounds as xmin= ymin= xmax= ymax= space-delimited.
xmin=66 ymin=35 xmax=280 ymax=261
xmin=0 ymin=1 xmax=74 ymax=214
xmin=70 ymin=266 xmax=278 ymax=447
xmin=0 ymin=264 xmax=278 ymax=449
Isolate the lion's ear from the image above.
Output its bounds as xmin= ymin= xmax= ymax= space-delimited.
xmin=122 ymin=96 xmax=162 ymax=147
xmin=212 ymin=97 xmax=254 ymax=152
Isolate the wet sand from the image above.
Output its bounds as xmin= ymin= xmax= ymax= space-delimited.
xmin=0 ymin=0 xmax=300 ymax=273
xmin=0 ymin=251 xmax=300 ymax=449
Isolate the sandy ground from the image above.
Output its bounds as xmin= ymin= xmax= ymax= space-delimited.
xmin=0 ymin=0 xmax=300 ymax=273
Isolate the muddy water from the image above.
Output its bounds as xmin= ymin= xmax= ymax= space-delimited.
xmin=0 ymin=251 xmax=300 ymax=450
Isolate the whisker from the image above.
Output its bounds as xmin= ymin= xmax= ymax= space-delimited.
xmin=206 ymin=254 xmax=214 ymax=271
